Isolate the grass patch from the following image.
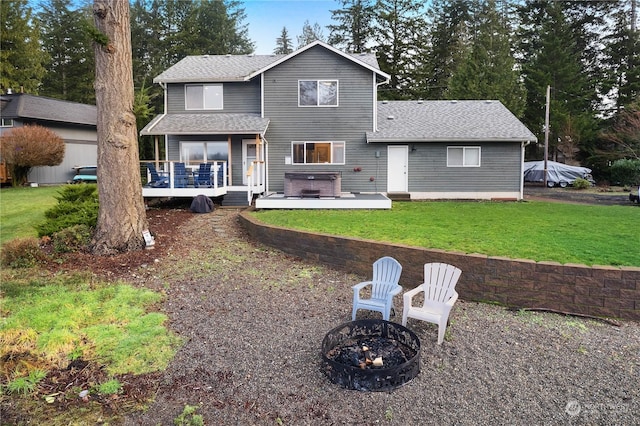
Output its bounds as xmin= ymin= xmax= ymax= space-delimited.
xmin=250 ymin=201 xmax=639 ymax=267
xmin=0 ymin=186 xmax=61 ymax=244
xmin=0 ymin=269 xmax=182 ymax=382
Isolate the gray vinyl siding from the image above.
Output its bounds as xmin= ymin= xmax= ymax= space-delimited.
xmin=407 ymin=142 xmax=522 ymax=192
xmin=263 ymin=45 xmax=376 ymax=192
xmin=166 ymin=80 xmax=261 ymax=114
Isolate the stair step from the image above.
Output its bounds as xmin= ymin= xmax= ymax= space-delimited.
xmin=387 ymin=192 xmax=411 ymax=201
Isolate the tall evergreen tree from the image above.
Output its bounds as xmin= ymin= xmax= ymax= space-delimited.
xmin=416 ymin=0 xmax=471 ymax=99
xmin=274 ymin=27 xmax=293 ymax=54
xmin=37 ymin=0 xmax=95 ymax=103
xmin=446 ymin=0 xmax=525 ymax=117
xmin=297 ymin=20 xmax=325 ymax=48
xmin=0 ymin=0 xmax=47 ymax=94
xmin=327 ymin=0 xmax=375 ymax=52
xmin=601 ymin=0 xmax=640 ymax=112
xmin=517 ymin=1 xmax=596 ymax=161
xmin=373 ymin=0 xmax=427 ymax=100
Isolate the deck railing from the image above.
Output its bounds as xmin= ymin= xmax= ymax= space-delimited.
xmin=140 ymin=160 xmax=227 ymax=190
xmin=246 ymin=160 xmax=265 ymax=203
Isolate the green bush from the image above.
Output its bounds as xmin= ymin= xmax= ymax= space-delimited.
xmin=52 ymin=224 xmax=92 ymax=253
xmin=0 ymin=237 xmax=46 ymax=268
xmin=572 ymin=178 xmax=592 ymax=189
xmin=610 ymin=158 xmax=640 ymax=186
xmin=36 ymin=185 xmax=98 ymax=237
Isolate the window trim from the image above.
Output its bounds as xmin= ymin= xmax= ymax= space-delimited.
xmin=0 ymin=118 xmax=14 ymax=127
xmin=184 ymin=84 xmax=223 ymax=110
xmin=447 ymin=146 xmax=481 ymax=167
xmin=291 ymin=141 xmax=345 ymax=165
xmin=298 ymin=80 xmax=339 ymax=107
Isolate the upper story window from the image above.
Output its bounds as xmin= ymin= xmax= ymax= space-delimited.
xmin=298 ymin=80 xmax=338 ymax=107
xmin=447 ymin=146 xmax=481 ymax=167
xmin=292 ymin=141 xmax=345 ymax=164
xmin=1 ymin=118 xmax=14 ymax=127
xmin=185 ymin=84 xmax=223 ymax=110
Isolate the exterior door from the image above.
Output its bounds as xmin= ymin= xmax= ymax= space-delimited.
xmin=387 ymin=145 xmax=408 ymax=192
xmin=242 ymin=139 xmax=257 ymax=185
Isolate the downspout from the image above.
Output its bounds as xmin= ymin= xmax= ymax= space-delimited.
xmin=373 ymin=74 xmax=390 ymax=133
xmin=520 ymin=140 xmax=531 ymax=200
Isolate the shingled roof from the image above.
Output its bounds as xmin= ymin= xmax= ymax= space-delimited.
xmin=154 ymin=40 xmax=387 ymax=83
xmin=367 ymin=100 xmax=537 ymax=143
xmin=0 ymin=93 xmax=96 ymax=127
xmin=141 ymin=113 xmax=270 ymax=135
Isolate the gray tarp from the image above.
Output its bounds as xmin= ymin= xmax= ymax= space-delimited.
xmin=523 ymin=161 xmax=594 ymax=186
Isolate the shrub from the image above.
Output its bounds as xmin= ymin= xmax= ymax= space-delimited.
xmin=572 ymin=178 xmax=591 ymax=189
xmin=609 ymin=158 xmax=640 ymax=186
xmin=0 ymin=125 xmax=65 ymax=186
xmin=52 ymin=224 xmax=92 ymax=253
xmin=36 ymin=185 xmax=98 ymax=237
xmin=0 ymin=237 xmax=45 ymax=268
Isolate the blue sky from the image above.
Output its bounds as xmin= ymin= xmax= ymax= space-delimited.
xmin=241 ymin=0 xmax=340 ymax=54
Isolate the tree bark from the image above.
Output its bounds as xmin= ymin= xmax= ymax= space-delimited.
xmin=92 ymin=0 xmax=148 ymax=255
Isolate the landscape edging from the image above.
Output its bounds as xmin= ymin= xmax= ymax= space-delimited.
xmin=238 ymin=211 xmax=640 ymax=321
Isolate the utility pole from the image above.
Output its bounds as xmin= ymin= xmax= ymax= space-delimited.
xmin=544 ymin=85 xmax=550 ymax=188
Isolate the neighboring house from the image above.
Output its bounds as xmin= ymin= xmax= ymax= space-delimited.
xmin=141 ymin=41 xmax=536 ymax=208
xmin=0 ymin=93 xmax=97 ymax=184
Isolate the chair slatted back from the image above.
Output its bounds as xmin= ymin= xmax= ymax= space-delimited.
xmin=147 ymin=163 xmax=161 ymax=182
xmin=423 ymin=263 xmax=462 ymax=303
xmin=371 ymin=256 xmax=402 ymax=300
xmin=174 ymin=162 xmax=188 ymax=187
xmin=196 ymin=163 xmax=212 ymax=186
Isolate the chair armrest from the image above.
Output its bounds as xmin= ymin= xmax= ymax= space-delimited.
xmin=352 ymin=281 xmax=372 ymax=292
xmin=445 ymin=290 xmax=459 ymax=307
xmin=403 ymin=285 xmax=424 ymax=303
xmin=390 ymin=286 xmax=402 ymax=296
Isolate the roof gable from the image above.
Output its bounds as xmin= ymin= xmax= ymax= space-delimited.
xmin=153 ymin=41 xmax=389 ymax=84
xmin=367 ymin=100 xmax=537 ymax=143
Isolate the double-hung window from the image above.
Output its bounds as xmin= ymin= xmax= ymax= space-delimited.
xmin=0 ymin=118 xmax=13 ymax=127
xmin=447 ymin=146 xmax=481 ymax=167
xmin=298 ymin=80 xmax=338 ymax=106
xmin=292 ymin=141 xmax=345 ymax=164
xmin=185 ymin=84 xmax=223 ymax=110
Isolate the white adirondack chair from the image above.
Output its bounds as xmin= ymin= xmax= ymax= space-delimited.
xmin=402 ymin=262 xmax=462 ymax=344
xmin=352 ymin=256 xmax=403 ymax=321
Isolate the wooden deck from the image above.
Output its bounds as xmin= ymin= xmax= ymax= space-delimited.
xmin=254 ymin=192 xmax=392 ymax=209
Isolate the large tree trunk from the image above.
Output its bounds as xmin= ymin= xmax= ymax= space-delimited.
xmin=91 ymin=0 xmax=148 ymax=255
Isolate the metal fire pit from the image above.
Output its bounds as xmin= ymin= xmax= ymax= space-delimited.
xmin=321 ymin=319 xmax=420 ymax=391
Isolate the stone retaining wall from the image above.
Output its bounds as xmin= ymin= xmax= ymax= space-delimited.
xmin=238 ymin=212 xmax=640 ymax=321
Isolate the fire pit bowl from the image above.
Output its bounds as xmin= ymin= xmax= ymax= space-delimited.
xmin=321 ymin=319 xmax=420 ymax=391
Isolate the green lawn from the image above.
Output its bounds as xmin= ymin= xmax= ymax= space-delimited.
xmin=250 ymin=201 xmax=639 ymax=267
xmin=0 ymin=186 xmax=62 ymax=244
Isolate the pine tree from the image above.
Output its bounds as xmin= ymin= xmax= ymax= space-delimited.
xmin=373 ymin=0 xmax=427 ymax=100
xmin=327 ymin=0 xmax=375 ymax=52
xmin=416 ymin=0 xmax=471 ymax=100
xmin=0 ymin=0 xmax=47 ymax=94
xmin=297 ymin=20 xmax=325 ymax=48
xmin=517 ymin=2 xmax=596 ymax=161
xmin=446 ymin=0 xmax=525 ymax=117
xmin=274 ymin=27 xmax=293 ymax=54
xmin=37 ymin=0 xmax=95 ymax=103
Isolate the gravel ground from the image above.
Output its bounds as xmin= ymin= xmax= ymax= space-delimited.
xmin=124 ymin=208 xmax=640 ymax=426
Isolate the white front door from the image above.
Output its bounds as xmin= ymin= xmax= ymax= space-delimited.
xmin=242 ymin=139 xmax=258 ymax=185
xmin=387 ymin=145 xmax=408 ymax=192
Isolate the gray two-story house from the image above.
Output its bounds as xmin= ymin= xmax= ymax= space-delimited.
xmin=141 ymin=41 xmax=536 ymax=208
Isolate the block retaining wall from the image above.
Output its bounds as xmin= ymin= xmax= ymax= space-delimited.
xmin=239 ymin=212 xmax=640 ymax=321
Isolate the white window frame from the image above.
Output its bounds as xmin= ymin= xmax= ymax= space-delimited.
xmin=1 ymin=118 xmax=14 ymax=127
xmin=298 ymin=80 xmax=339 ymax=107
xmin=291 ymin=141 xmax=345 ymax=165
xmin=185 ymin=84 xmax=223 ymax=110
xmin=180 ymin=141 xmax=229 ymax=164
xmin=447 ymin=146 xmax=481 ymax=167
